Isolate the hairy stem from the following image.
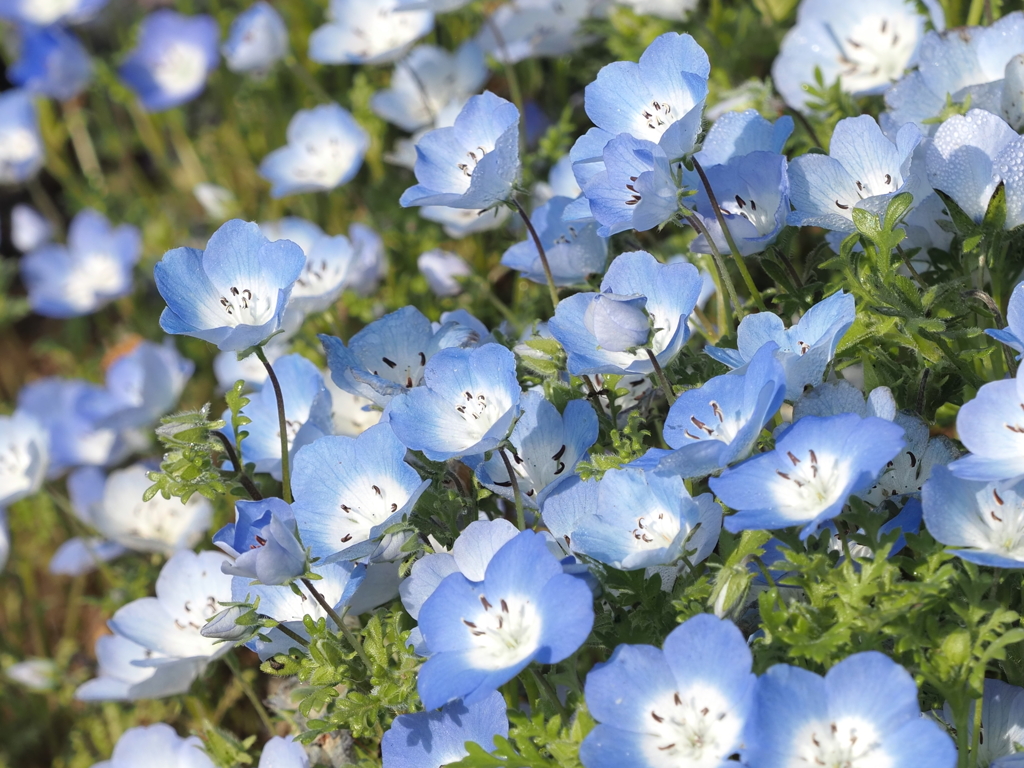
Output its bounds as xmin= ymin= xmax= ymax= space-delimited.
xmin=686 ymin=215 xmax=743 ymax=321
xmin=302 ymin=578 xmax=373 ymax=670
xmin=213 ymin=431 xmax=263 ymax=501
xmin=499 ymin=447 xmax=526 ymax=531
xmin=512 ymin=197 xmax=560 ymax=311
xmin=255 ymin=346 xmax=292 ymax=503
xmin=224 ymin=652 xmax=275 ymax=736
xmin=646 ymin=348 xmax=676 ymax=406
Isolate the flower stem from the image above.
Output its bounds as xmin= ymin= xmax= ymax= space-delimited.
xmin=686 ymin=215 xmax=743 ymax=321
xmin=266 ymin=618 xmax=309 ymax=648
xmin=970 ymin=690 xmax=983 ymax=768
xmin=255 ymin=346 xmax=292 ymax=503
xmin=512 ymin=197 xmax=560 ymax=312
xmin=645 ymin=348 xmax=676 ymax=406
xmin=896 ymin=243 xmax=927 ymax=289
xmin=301 ymin=579 xmax=373 ymax=670
xmin=692 ymin=157 xmax=766 ymax=312
xmin=530 ymin=667 xmax=569 ymax=722
xmin=213 ymin=431 xmax=263 ymax=501
xmin=498 ymin=447 xmax=526 ymax=531
xmin=224 ymin=652 xmax=275 ymax=736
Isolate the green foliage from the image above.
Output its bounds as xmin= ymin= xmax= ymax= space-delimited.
xmin=144 ymin=405 xmax=233 ymax=503
xmin=576 ymin=409 xmax=651 ymax=480
xmin=447 ymin=709 xmax=596 ymax=768
xmin=199 ymin=723 xmax=256 ymax=768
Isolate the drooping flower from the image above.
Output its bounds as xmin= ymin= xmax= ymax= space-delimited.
xmin=382 ymin=691 xmax=508 ymax=767
xmin=549 ymin=250 xmax=703 ymax=376
xmin=706 ymin=290 xmax=857 ymax=400
xmin=710 ymin=413 xmax=906 ymax=539
xmin=386 ymin=343 xmax=522 ymax=461
xmin=9 ymin=26 xmax=92 ymax=101
xmin=222 ymin=2 xmax=289 ymax=75
xmin=118 ymin=10 xmax=220 ymax=112
xmin=259 ymin=104 xmax=370 ymax=198
xmin=580 ymin=614 xmax=755 ymax=768
xmin=745 ymin=652 xmax=956 ymax=768
xmin=292 ymin=424 xmax=430 ymax=564
xmin=214 ymin=497 xmax=308 ymax=585
xmin=400 ymin=91 xmax=520 ymax=210
xmin=155 ymin=219 xmax=305 ymax=352
xmin=949 ymin=369 xmax=1024 ymax=482
xmin=0 ymin=410 xmax=48 ymax=508
xmin=0 ymin=89 xmax=44 ymax=185
xmin=416 ymin=530 xmax=594 ymax=709
xmin=309 ymin=0 xmax=433 ymax=66
xmin=88 ymin=723 xmax=216 ymax=768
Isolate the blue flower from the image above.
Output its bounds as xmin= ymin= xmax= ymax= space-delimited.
xmin=309 ymin=0 xmax=433 ymax=66
xmin=467 ymin=391 xmax=598 ymax=509
xmin=0 ymin=410 xmax=48 ymax=507
xmin=400 ymin=91 xmax=520 ymax=210
xmin=746 ymin=652 xmax=956 ymax=768
xmin=583 ymin=32 xmax=709 ymax=161
xmin=214 ymin=497 xmax=307 ymax=585
xmin=321 ymin=305 xmax=480 ymax=407
xmin=658 ymin=341 xmax=786 ymax=479
xmin=347 ymin=223 xmax=387 ymax=295
xmin=949 ymin=370 xmax=1024 ymax=482
xmin=943 ymin=680 xmax=1024 ymax=768
xmin=542 ymin=465 xmax=722 ymax=570
xmin=371 ymin=42 xmax=488 ymax=132
xmin=0 ymin=89 xmax=44 ymax=184
xmin=222 ymin=2 xmax=288 ymax=75
xmin=710 ymin=413 xmax=906 ymax=539
xmin=292 ymin=424 xmax=430 ymax=564
xmin=787 ymin=115 xmax=921 ymax=235
xmin=155 ymin=219 xmax=305 ymax=352
xmin=420 ymin=203 xmax=512 ymax=238
xmin=706 ymin=290 xmax=857 ymax=400
xmin=549 ymin=250 xmax=703 ymax=375
xmin=926 ymin=109 xmax=1024 ymax=228
xmin=74 ymin=634 xmax=205 ymax=701
xmin=9 ymin=26 xmax=92 ymax=101
xmin=21 ymin=208 xmax=141 ymax=318
xmin=257 ymin=738 xmax=308 ymax=768
xmin=418 ymin=249 xmax=472 ymax=297
xmin=501 ymin=196 xmax=608 ymax=286
xmin=882 ymin=12 xmax=1024 ymax=136
xmin=382 ymin=691 xmax=508 ymax=767
xmin=772 ymin=0 xmax=940 ymax=112
xmin=11 ymin=203 xmax=51 ymax=252
xmin=83 ymin=724 xmax=215 ymax=768
xmin=0 ymin=0 xmax=106 ymax=25
xmin=580 ymin=614 xmax=755 ymax=768
xmin=416 ymin=529 xmax=594 ymax=709
xmin=118 ymin=11 xmax=220 ymax=112
xmin=476 ymin=0 xmax=596 ymax=64
xmin=693 ymin=109 xmax=794 ymax=168
xmin=386 ymin=344 xmax=522 ymax=461
xmin=923 ymin=465 xmax=1024 ymax=568
xmin=234 ymin=354 xmax=333 ymax=480
xmin=987 ymin=280 xmax=1024 ymax=359
xmin=259 ymin=103 xmax=369 ymax=198
xmin=102 ymin=340 xmax=194 ymax=430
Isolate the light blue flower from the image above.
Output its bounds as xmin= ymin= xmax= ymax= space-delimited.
xmin=542 ymin=465 xmax=721 ymax=570
xmin=706 ymin=290 xmax=856 ymax=400
xmin=466 ymin=391 xmax=598 ymax=509
xmin=400 ymin=91 xmax=520 ymax=210
xmin=580 ymin=614 xmax=754 ymax=768
xmin=321 ymin=305 xmax=479 ymax=407
xmin=309 ymin=0 xmax=433 ymax=66
xmin=949 ymin=370 xmax=1024 ymax=482
xmin=926 ymin=109 xmax=1024 ymax=228
xmin=386 ymin=344 xmax=521 ymax=461
xmin=658 ymin=341 xmax=786 ymax=479
xmin=74 ymin=634 xmax=207 ymax=701
xmin=923 ymin=465 xmax=1024 ymax=568
xmin=292 ymin=424 xmax=430 ymax=564
xmin=710 ymin=413 xmax=906 ymax=539
xmin=102 ymin=340 xmax=193 ymax=431
xmin=942 ymin=680 xmax=1024 ymax=768
xmin=9 ymin=26 xmax=92 ymax=101
xmin=882 ymin=12 xmax=1024 ymax=136
xmin=549 ymin=250 xmax=703 ymax=375
xmin=21 ymin=208 xmax=141 ymax=318
xmin=259 ymin=103 xmax=369 ymax=198
xmin=347 ymin=223 xmax=387 ymax=295
xmin=234 ymin=353 xmax=333 ymax=480
xmin=501 ymin=196 xmax=608 ymax=286
xmin=416 ymin=529 xmax=594 ymax=709
xmin=11 ymin=203 xmax=50 ymax=252
xmin=371 ymin=42 xmax=488 ymax=133
xmin=745 ymin=652 xmax=956 ymax=768
xmin=214 ymin=498 xmax=307 ymax=585
xmin=155 ymin=219 xmax=305 ymax=352
xmin=0 ymin=89 xmax=44 ymax=184
xmin=418 ymin=249 xmax=472 ymax=297
xmin=118 ymin=11 xmax=220 ymax=112
xmin=987 ymin=280 xmax=1024 ymax=359
xmin=223 ymin=2 xmax=288 ymax=75
xmin=694 ymin=109 xmax=794 ymax=168
xmin=787 ymin=115 xmax=921 ymax=235
xmin=420 ymin=203 xmax=512 ymax=238
xmin=87 ymin=724 xmax=215 ymax=768
xmin=0 ymin=0 xmax=106 ymax=25
xmin=0 ymin=410 xmax=48 ymax=507
xmin=772 ymin=0 xmax=941 ymax=112
xmin=382 ymin=691 xmax=508 ymax=767
xmin=257 ymin=738 xmax=309 ymax=768
xmin=476 ymin=0 xmax=597 ymax=64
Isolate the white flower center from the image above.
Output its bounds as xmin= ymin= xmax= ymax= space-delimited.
xmin=454 ymin=144 xmax=491 ymax=190
xmin=333 ymin=478 xmax=409 ymax=544
xmin=0 ymin=441 xmax=32 ymax=497
xmin=453 ymin=388 xmax=508 ymax=443
xmin=0 ymin=129 xmax=40 ymax=166
xmin=831 ymin=13 xmax=919 ymax=94
xmin=772 ymin=448 xmax=849 ymax=520
xmin=721 ymin=193 xmax=775 ymax=236
xmin=794 ymin=718 xmax=891 ymax=768
xmin=464 ymin=593 xmax=542 ymax=670
xmin=630 ymin=507 xmax=681 ymax=549
xmin=173 ymin=593 xmax=222 ymax=632
xmin=20 ymin=0 xmax=77 ymax=24
xmin=291 ymin=135 xmax=362 ymax=187
xmin=978 ymin=486 xmax=1024 ymax=557
xmin=152 ymin=41 xmax=208 ymax=98
xmin=642 ymin=685 xmax=740 ymax=767
xmin=217 ymin=284 xmax=275 ymax=327
xmin=679 ymin=400 xmax=742 ymax=445
xmin=368 ymin=350 xmax=427 ymax=389
xmin=293 ymin=256 xmax=347 ymax=298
